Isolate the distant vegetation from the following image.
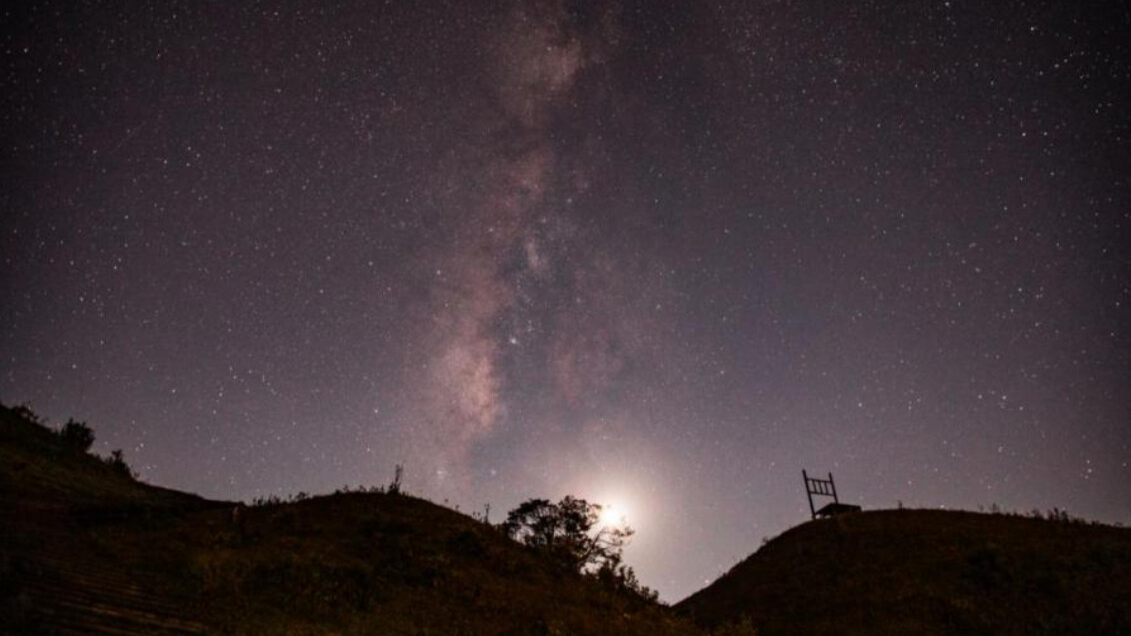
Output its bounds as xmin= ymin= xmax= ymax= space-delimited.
xmin=974 ymin=502 xmax=1118 ymax=527
xmin=6 ymin=404 xmax=138 ymax=478
xmin=0 ymin=403 xmax=154 ymax=508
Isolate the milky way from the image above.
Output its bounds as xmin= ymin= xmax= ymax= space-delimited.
xmin=2 ymin=1 xmax=1129 ymax=600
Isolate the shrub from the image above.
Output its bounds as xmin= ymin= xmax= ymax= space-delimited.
xmin=58 ymin=419 xmax=95 ymax=452
xmin=104 ymin=449 xmax=137 ymax=479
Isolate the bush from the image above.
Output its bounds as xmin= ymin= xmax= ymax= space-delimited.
xmin=58 ymin=419 xmax=95 ymax=452
xmin=104 ymin=449 xmax=137 ymax=479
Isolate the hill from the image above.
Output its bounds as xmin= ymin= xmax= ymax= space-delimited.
xmin=675 ymin=508 xmax=1131 ymax=636
xmin=7 ymin=401 xmax=1128 ymax=635
xmin=0 ymin=404 xmax=701 ymax=635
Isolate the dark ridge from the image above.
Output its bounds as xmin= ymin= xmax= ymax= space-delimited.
xmin=0 ymin=404 xmax=699 ymax=635
xmin=676 ymin=508 xmax=1131 ymax=636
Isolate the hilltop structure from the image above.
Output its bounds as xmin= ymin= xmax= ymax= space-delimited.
xmin=803 ymin=470 xmax=861 ymax=519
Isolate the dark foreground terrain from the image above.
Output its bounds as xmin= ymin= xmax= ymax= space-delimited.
xmin=0 ymin=404 xmax=694 ymax=635
xmin=3 ymin=402 xmax=1129 ymax=635
xmin=677 ymin=505 xmax=1131 ymax=636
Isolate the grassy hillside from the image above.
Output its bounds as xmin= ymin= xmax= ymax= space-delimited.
xmin=146 ymin=490 xmax=696 ymax=634
xmin=676 ymin=508 xmax=1131 ymax=636
xmin=0 ymin=404 xmax=701 ymax=635
xmin=0 ymin=404 xmax=210 ymax=510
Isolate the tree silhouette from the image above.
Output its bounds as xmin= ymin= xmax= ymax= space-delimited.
xmin=501 ymin=495 xmax=633 ymax=574
xmin=59 ymin=418 xmax=95 ymax=452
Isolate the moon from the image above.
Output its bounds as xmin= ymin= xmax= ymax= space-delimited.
xmin=599 ymin=502 xmax=628 ymax=527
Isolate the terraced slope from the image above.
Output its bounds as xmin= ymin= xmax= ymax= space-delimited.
xmin=3 ymin=503 xmax=207 ymax=635
xmin=0 ymin=405 xmax=220 ymax=634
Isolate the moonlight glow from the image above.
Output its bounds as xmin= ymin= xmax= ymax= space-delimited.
xmin=599 ymin=503 xmax=628 ymax=529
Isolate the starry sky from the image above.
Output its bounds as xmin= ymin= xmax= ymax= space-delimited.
xmin=2 ymin=1 xmax=1129 ymax=601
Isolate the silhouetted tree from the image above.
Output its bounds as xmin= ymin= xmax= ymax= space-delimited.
xmin=104 ymin=449 xmax=136 ymax=479
xmin=501 ymin=495 xmax=633 ymax=574
xmin=58 ymin=418 xmax=95 ymax=452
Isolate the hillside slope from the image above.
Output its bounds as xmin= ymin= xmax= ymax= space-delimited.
xmin=676 ymin=508 xmax=1131 ymax=636
xmin=0 ymin=404 xmax=699 ymax=635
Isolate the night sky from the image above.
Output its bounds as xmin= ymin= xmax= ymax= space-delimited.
xmin=3 ymin=1 xmax=1129 ymax=601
